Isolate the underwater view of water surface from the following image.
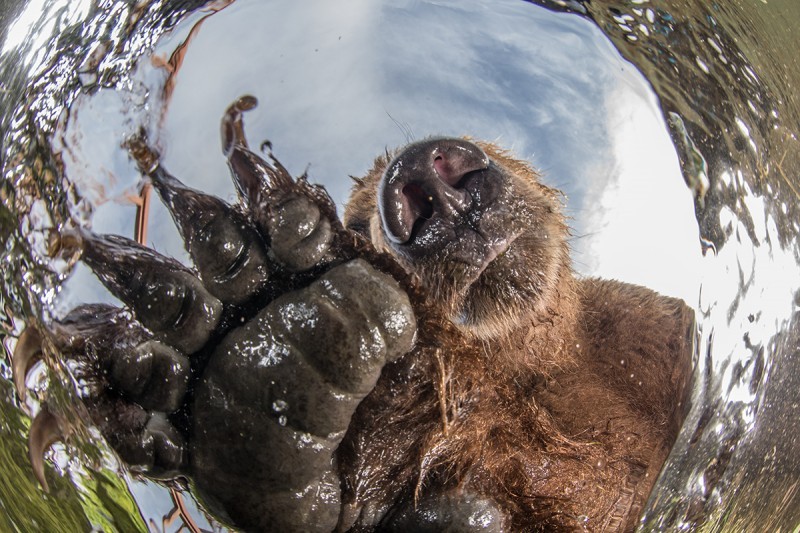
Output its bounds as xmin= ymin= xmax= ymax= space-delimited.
xmin=0 ymin=0 xmax=798 ymax=531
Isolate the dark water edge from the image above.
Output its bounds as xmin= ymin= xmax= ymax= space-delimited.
xmin=0 ymin=0 xmax=798 ymax=531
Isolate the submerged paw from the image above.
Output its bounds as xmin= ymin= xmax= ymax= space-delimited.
xmin=14 ymin=306 xmax=190 ymax=480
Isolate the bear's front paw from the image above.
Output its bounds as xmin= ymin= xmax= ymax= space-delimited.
xmin=16 ymin=96 xmax=417 ymax=532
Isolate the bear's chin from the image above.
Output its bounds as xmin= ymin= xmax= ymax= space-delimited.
xmin=447 ymin=241 xmax=571 ymax=342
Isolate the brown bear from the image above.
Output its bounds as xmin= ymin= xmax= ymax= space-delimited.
xmin=336 ymin=137 xmax=695 ymax=531
xmin=20 ymin=98 xmax=694 ymax=532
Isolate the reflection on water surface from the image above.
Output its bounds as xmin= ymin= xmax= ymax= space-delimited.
xmin=0 ymin=0 xmax=798 ymax=531
xmin=538 ymin=2 xmax=800 ymax=530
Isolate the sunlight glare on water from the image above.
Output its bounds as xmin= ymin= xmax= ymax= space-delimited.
xmin=2 ymin=0 xmax=91 ymax=72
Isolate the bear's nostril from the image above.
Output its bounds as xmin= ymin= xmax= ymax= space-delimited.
xmin=432 ymin=153 xmax=465 ymax=187
xmin=402 ymin=183 xmax=434 ymax=220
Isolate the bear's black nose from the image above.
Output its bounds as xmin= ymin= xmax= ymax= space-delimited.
xmin=379 ymin=138 xmax=489 ymax=245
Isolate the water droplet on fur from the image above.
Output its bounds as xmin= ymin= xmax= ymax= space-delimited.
xmin=272 ymin=399 xmax=288 ymax=412
xmin=278 ymin=415 xmax=287 ymax=426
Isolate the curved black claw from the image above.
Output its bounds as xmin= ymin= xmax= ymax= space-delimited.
xmin=18 ymin=301 xmax=193 ymax=488
xmin=222 ymin=96 xmax=292 ymax=219
xmin=221 ymin=94 xmax=259 ymax=157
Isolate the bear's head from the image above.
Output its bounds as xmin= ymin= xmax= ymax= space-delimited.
xmin=345 ymin=138 xmax=571 ymax=340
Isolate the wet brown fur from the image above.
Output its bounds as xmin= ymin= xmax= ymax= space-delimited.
xmin=337 ymin=141 xmax=695 ymax=531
